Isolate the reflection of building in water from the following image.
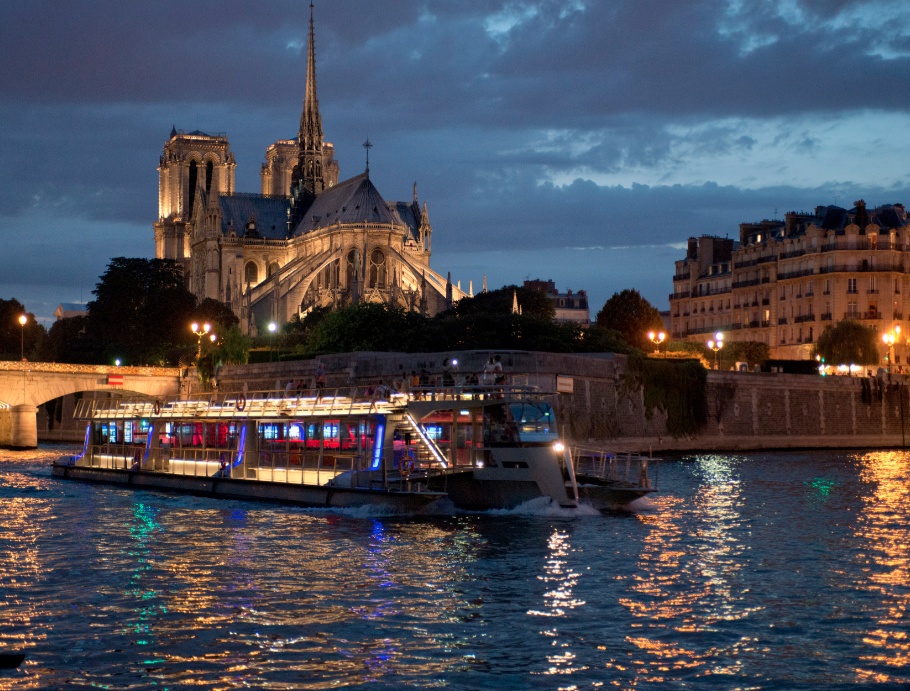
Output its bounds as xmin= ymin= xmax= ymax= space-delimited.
xmin=852 ymin=451 xmax=910 ymax=683
xmin=153 ymin=4 xmax=468 ymax=335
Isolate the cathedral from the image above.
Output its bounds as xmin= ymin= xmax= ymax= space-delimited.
xmin=153 ymin=4 xmax=468 ymax=335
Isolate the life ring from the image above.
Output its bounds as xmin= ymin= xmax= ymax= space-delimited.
xmin=153 ymin=400 xmax=161 ymax=415
xmin=236 ymin=394 xmax=247 ymax=412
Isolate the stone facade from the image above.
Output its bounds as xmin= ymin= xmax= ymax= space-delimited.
xmin=669 ymin=200 xmax=910 ymax=364
xmin=153 ymin=5 xmax=467 ymax=335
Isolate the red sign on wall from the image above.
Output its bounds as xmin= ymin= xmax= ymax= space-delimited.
xmin=108 ymin=374 xmax=124 ymax=386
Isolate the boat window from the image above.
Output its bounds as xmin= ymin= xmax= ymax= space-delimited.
xmin=508 ymin=402 xmax=558 ymax=442
xmin=483 ymin=404 xmax=520 ymax=445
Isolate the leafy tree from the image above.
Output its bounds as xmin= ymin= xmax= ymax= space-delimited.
xmin=214 ymin=325 xmax=251 ymax=366
xmin=87 ymin=257 xmax=197 ymax=365
xmin=595 ymin=289 xmax=664 ymax=350
xmin=722 ymin=340 xmax=771 ymax=368
xmin=40 ymin=315 xmax=97 ymax=363
xmin=0 ymin=298 xmax=44 ymax=361
xmin=194 ymin=297 xmax=240 ymax=333
xmin=815 ymin=319 xmax=880 ymax=366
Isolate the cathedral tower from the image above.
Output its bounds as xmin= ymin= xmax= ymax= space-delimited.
xmin=154 ymin=129 xmax=235 ymax=261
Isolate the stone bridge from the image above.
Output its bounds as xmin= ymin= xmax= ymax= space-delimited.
xmin=0 ymin=361 xmax=184 ymax=449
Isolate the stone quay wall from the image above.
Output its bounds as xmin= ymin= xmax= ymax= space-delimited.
xmin=211 ymin=350 xmax=909 ymax=454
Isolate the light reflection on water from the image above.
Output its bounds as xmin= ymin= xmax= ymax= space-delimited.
xmin=0 ymin=447 xmax=908 ymax=689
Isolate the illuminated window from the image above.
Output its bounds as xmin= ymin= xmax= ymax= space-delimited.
xmin=369 ymin=249 xmax=386 ymax=288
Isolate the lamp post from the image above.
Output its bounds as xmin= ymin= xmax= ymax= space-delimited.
xmin=706 ymin=331 xmax=724 ymax=370
xmin=268 ymin=322 xmax=277 ymax=362
xmin=883 ymin=326 xmax=900 ymax=375
xmin=648 ymin=330 xmax=666 ymax=357
xmin=191 ymin=322 xmax=212 ymax=362
xmin=18 ymin=314 xmax=27 ymax=361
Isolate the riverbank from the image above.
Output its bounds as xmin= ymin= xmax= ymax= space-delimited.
xmin=36 ymin=350 xmax=909 ymax=453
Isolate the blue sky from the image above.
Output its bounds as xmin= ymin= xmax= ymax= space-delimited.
xmin=2 ymin=0 xmax=909 ymax=322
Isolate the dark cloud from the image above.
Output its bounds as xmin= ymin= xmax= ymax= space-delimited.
xmin=1 ymin=0 xmax=909 ymax=319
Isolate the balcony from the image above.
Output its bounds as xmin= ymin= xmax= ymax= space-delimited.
xmin=732 ymin=278 xmax=762 ymax=289
xmin=794 ymin=314 xmax=816 ymax=323
xmin=778 ymin=317 xmax=788 ymax=325
xmin=821 ymin=313 xmax=833 ymax=321
xmin=761 ymin=298 xmax=770 ymax=305
xmin=867 ymin=289 xmax=880 ymax=294
xmin=777 ymin=268 xmax=816 ymax=281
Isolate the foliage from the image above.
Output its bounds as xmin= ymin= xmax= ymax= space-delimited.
xmin=40 ymin=316 xmax=97 ymax=363
xmin=626 ymin=354 xmax=708 ymax=437
xmin=716 ymin=340 xmax=770 ymax=368
xmin=87 ymin=257 xmax=197 ymax=365
xmin=442 ymin=284 xmax=555 ymax=321
xmin=0 ymin=298 xmax=44 ymax=360
xmin=194 ymin=297 xmax=240 ymax=333
xmin=214 ymin=325 xmax=251 ymax=366
xmin=595 ymin=289 xmax=664 ymax=350
xmin=302 ymin=303 xmax=419 ymax=355
xmin=814 ymin=319 xmax=881 ymax=366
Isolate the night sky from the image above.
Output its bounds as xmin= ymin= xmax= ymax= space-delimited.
xmin=2 ymin=0 xmax=909 ymax=322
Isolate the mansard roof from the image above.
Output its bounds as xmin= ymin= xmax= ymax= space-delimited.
xmin=293 ymin=172 xmax=412 ymax=235
xmin=218 ymin=193 xmax=290 ymax=239
xmin=816 ymin=203 xmax=908 ymax=232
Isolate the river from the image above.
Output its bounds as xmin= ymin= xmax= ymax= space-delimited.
xmin=0 ymin=446 xmax=908 ymax=689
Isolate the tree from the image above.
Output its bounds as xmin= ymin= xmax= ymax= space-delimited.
xmin=595 ymin=289 xmax=664 ymax=351
xmin=40 ymin=315 xmax=97 ymax=363
xmin=87 ymin=257 xmax=197 ymax=365
xmin=815 ymin=319 xmax=881 ymax=366
xmin=194 ymin=297 xmax=240 ymax=333
xmin=722 ymin=340 xmax=771 ymax=368
xmin=0 ymin=298 xmax=44 ymax=361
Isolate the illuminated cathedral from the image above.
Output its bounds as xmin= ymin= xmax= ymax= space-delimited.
xmin=153 ymin=4 xmax=468 ymax=334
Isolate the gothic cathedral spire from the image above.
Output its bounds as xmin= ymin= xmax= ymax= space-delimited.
xmin=292 ymin=2 xmax=325 ymax=198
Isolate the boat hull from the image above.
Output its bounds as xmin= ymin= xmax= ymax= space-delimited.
xmin=51 ymin=463 xmax=445 ymax=512
xmin=575 ymin=481 xmax=656 ymax=510
xmin=430 ymin=469 xmax=546 ymax=510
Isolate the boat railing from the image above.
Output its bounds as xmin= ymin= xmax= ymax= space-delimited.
xmin=570 ymin=446 xmax=658 ymax=489
xmin=74 ymin=383 xmax=552 ymax=421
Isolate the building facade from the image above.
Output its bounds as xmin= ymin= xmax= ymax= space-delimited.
xmin=153 ymin=5 xmax=466 ymax=334
xmin=523 ymin=279 xmax=591 ymax=326
xmin=669 ymin=201 xmax=910 ymax=364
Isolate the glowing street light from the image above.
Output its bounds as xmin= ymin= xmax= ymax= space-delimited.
xmin=191 ymin=322 xmax=212 ymax=362
xmin=883 ymin=325 xmax=901 ymax=374
xmin=18 ymin=314 xmax=27 ymax=361
xmin=268 ymin=322 xmax=277 ymax=361
xmin=648 ymin=330 xmax=666 ymax=357
xmin=706 ymin=331 xmax=724 ymax=370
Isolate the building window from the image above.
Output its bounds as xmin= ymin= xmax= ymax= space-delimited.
xmin=244 ymin=261 xmax=258 ymax=285
xmin=368 ymin=248 xmax=386 ymax=289
xmin=847 ymin=301 xmax=858 ymax=316
xmin=848 ymin=278 xmax=858 ymax=294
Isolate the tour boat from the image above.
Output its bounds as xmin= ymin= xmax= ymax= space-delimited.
xmin=52 ymin=385 xmax=656 ymax=512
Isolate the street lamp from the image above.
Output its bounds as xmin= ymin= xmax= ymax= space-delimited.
xmin=268 ymin=322 xmax=277 ymax=361
xmin=883 ymin=326 xmax=900 ymax=374
xmin=706 ymin=331 xmax=724 ymax=370
xmin=648 ymin=331 xmax=666 ymax=357
xmin=191 ymin=322 xmax=212 ymax=362
xmin=18 ymin=314 xmax=26 ymax=361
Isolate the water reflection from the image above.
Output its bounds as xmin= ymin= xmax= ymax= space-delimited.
xmin=528 ymin=528 xmax=588 ymax=681
xmin=850 ymin=450 xmax=910 ymax=683
xmin=616 ymin=454 xmax=754 ymax=685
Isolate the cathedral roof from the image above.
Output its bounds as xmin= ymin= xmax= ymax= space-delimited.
xmin=218 ymin=193 xmax=290 ymax=239
xmin=293 ymin=172 xmax=410 ymax=235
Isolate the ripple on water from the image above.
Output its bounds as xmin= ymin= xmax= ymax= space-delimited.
xmin=0 ymin=448 xmax=907 ymax=689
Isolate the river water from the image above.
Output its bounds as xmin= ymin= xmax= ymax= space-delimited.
xmin=0 ymin=446 xmax=908 ymax=690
